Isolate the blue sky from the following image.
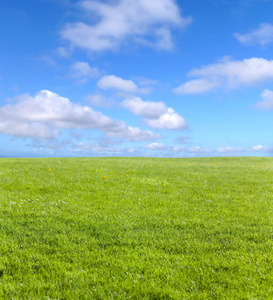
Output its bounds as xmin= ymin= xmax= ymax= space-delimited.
xmin=1 ymin=0 xmax=273 ymax=157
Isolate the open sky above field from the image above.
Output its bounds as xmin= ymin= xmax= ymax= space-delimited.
xmin=0 ymin=0 xmax=273 ymax=157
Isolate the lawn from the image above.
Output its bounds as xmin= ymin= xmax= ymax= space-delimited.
xmin=0 ymin=157 xmax=273 ymax=299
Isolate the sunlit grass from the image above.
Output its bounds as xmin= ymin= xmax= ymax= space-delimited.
xmin=0 ymin=157 xmax=273 ymax=299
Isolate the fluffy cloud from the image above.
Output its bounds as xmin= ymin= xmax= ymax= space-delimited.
xmin=132 ymin=77 xmax=158 ymax=87
xmin=255 ymin=89 xmax=273 ymax=110
xmin=174 ymin=57 xmax=273 ymax=94
xmin=121 ymin=96 xmax=187 ymax=129
xmin=85 ymin=93 xmax=113 ymax=108
xmin=122 ymin=97 xmax=167 ymax=118
xmin=107 ymin=126 xmax=160 ymax=141
xmin=71 ymin=61 xmax=100 ymax=83
xmin=0 ymin=121 xmax=58 ymax=140
xmin=186 ymin=146 xmax=211 ymax=154
xmin=61 ymin=0 xmax=192 ymax=52
xmin=248 ymin=145 xmax=273 ymax=152
xmin=97 ymin=75 xmax=138 ymax=93
xmin=97 ymin=75 xmax=150 ymax=94
xmin=173 ymin=78 xmax=219 ymax=94
xmin=145 ymin=108 xmax=187 ymax=129
xmin=142 ymin=142 xmax=171 ymax=150
xmin=0 ymin=90 xmax=159 ymax=141
xmin=217 ymin=147 xmax=243 ymax=153
xmin=234 ymin=23 xmax=273 ymax=46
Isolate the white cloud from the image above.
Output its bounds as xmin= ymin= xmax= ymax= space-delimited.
xmin=133 ymin=77 xmax=158 ymax=87
xmin=61 ymin=0 xmax=192 ymax=52
xmin=217 ymin=147 xmax=243 ymax=153
xmin=173 ymin=78 xmax=219 ymax=94
xmin=248 ymin=145 xmax=266 ymax=151
xmin=234 ymin=23 xmax=273 ymax=46
xmin=174 ymin=57 xmax=273 ymax=94
xmin=0 ymin=121 xmax=58 ymax=140
xmin=142 ymin=142 xmax=187 ymax=152
xmin=121 ymin=97 xmax=187 ymax=130
xmin=145 ymin=108 xmax=187 ymax=129
xmin=85 ymin=93 xmax=113 ymax=108
xmin=122 ymin=97 xmax=167 ymax=118
xmin=107 ymin=126 xmax=161 ymax=141
xmin=255 ymin=89 xmax=273 ymax=110
xmin=97 ymin=75 xmax=138 ymax=93
xmin=248 ymin=145 xmax=273 ymax=152
xmin=71 ymin=61 xmax=100 ymax=83
xmin=142 ymin=142 xmax=170 ymax=150
xmin=187 ymin=146 xmax=211 ymax=154
xmin=0 ymin=90 xmax=159 ymax=142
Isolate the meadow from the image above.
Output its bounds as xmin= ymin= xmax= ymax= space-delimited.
xmin=0 ymin=156 xmax=273 ymax=299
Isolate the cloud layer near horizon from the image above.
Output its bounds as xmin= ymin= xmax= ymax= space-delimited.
xmin=0 ymin=90 xmax=160 ymax=141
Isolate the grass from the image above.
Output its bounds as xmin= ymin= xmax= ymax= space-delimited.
xmin=0 ymin=156 xmax=273 ymax=299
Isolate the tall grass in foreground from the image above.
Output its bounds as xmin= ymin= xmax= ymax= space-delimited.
xmin=0 ymin=157 xmax=273 ymax=299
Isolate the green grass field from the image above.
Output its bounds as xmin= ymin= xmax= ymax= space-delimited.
xmin=0 ymin=157 xmax=273 ymax=299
